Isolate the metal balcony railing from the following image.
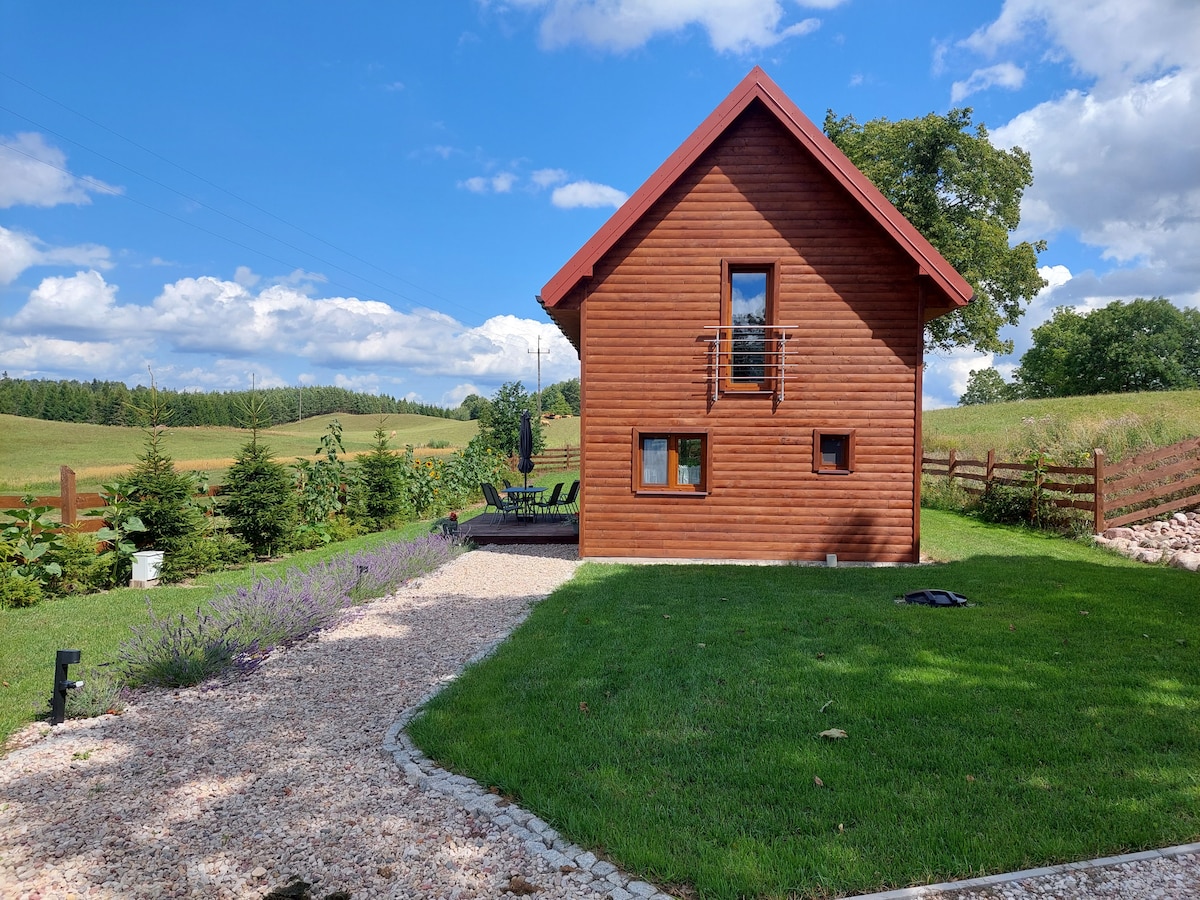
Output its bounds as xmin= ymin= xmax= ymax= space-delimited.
xmin=704 ymin=325 xmax=799 ymax=402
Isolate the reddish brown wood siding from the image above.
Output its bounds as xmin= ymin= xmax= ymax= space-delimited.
xmin=577 ymin=103 xmax=923 ymax=562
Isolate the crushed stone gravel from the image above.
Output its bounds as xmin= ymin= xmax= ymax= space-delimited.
xmin=2 ymin=543 xmax=1195 ymax=899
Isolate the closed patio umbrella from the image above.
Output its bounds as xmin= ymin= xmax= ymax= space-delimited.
xmin=517 ymin=409 xmax=535 ymax=487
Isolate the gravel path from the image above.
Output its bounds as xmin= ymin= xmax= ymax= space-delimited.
xmin=2 ymin=544 xmax=1196 ymax=899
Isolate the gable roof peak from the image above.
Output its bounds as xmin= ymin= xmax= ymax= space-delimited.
xmin=539 ymin=67 xmax=972 ymax=317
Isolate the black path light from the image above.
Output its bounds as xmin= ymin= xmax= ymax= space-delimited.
xmin=50 ymin=649 xmax=83 ymax=725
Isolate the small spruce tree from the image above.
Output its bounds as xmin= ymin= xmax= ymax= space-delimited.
xmin=353 ymin=419 xmax=407 ymax=530
xmin=224 ymin=393 xmax=298 ymax=556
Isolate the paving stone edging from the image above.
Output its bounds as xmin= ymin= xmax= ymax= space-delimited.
xmin=382 ymin=613 xmax=677 ymax=900
xmin=844 ymin=842 xmax=1200 ymax=899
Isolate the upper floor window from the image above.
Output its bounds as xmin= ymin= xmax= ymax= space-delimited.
xmin=721 ymin=260 xmax=779 ymax=393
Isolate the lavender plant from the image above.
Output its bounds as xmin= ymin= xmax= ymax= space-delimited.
xmin=118 ymin=534 xmax=462 ymax=689
xmin=118 ymin=604 xmax=240 ymax=688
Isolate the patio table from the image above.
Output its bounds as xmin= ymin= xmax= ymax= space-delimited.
xmin=502 ymin=486 xmax=545 ymax=523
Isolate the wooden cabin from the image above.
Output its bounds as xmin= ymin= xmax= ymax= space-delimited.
xmin=537 ymin=68 xmax=973 ymax=563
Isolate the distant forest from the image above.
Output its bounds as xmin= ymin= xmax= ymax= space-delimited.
xmin=0 ymin=375 xmax=461 ymax=427
xmin=0 ymin=375 xmax=582 ymax=428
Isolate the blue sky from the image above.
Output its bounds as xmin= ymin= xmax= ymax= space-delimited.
xmin=2 ymin=1 xmax=1197 ymax=409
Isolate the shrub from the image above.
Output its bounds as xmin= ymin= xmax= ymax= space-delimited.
xmin=224 ymin=441 xmax=298 ymax=556
xmin=159 ymin=529 xmax=250 ymax=583
xmin=975 ymin=482 xmax=1064 ymax=528
xmin=0 ymin=570 xmax=43 ymax=609
xmin=65 ymin=665 xmax=126 ymax=718
xmin=119 ymin=604 xmax=239 ymax=688
xmin=919 ymin=475 xmax=976 ymax=513
xmin=353 ymin=423 xmax=408 ymax=529
xmin=123 ymin=381 xmax=210 ymax=559
xmin=48 ymin=529 xmax=111 ymax=596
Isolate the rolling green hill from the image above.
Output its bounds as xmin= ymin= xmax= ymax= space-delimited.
xmin=924 ymin=390 xmax=1200 ymax=462
xmin=0 ymin=413 xmax=581 ymax=493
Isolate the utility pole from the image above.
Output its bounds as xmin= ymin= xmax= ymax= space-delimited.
xmin=528 ymin=335 xmax=549 ymax=417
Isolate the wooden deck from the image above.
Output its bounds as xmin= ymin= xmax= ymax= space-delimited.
xmin=457 ymin=512 xmax=579 ymax=546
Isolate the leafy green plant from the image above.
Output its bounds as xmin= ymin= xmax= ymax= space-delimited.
xmin=293 ymin=418 xmax=352 ymax=541
xmin=49 ymin=530 xmax=112 ymax=595
xmin=0 ymin=540 xmax=43 ymax=608
xmin=0 ymin=495 xmax=64 ymax=587
xmin=86 ymin=482 xmax=148 ymax=587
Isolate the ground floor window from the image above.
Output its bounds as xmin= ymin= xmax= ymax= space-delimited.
xmin=634 ymin=430 xmax=708 ymax=493
xmin=813 ymin=429 xmax=855 ymax=474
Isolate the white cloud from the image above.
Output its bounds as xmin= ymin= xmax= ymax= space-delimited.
xmin=950 ymin=62 xmax=1025 ymax=102
xmin=531 ymin=168 xmax=568 ymax=188
xmin=1 ymin=271 xmax=581 ymax=387
xmin=551 ymin=180 xmax=628 ymax=209
xmin=442 ymin=383 xmax=483 ymax=407
xmin=994 ymin=70 xmax=1200 ymax=297
xmin=0 ymin=133 xmax=121 ymax=208
xmin=960 ymin=0 xmax=1199 ymax=92
xmin=234 ymin=265 xmax=261 ymax=288
xmin=0 ymin=226 xmax=112 ymax=284
xmin=507 ymin=0 xmax=826 ymax=53
xmin=459 ymin=172 xmax=519 ymax=193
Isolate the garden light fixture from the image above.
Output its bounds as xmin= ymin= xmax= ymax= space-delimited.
xmin=50 ymin=649 xmax=83 ymax=725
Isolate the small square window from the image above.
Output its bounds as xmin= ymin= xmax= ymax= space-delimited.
xmin=813 ymin=429 xmax=854 ymax=474
xmin=634 ymin=430 xmax=708 ymax=493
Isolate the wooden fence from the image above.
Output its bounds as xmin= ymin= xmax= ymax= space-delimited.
xmin=0 ymin=466 xmax=219 ymax=534
xmin=922 ymin=436 xmax=1200 ymax=532
xmin=516 ymin=446 xmax=580 ymax=472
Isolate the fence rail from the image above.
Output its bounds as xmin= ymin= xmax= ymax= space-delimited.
xmin=922 ymin=436 xmax=1200 ymax=532
xmin=518 ymin=446 xmax=580 ymax=472
xmin=0 ymin=466 xmax=218 ymax=534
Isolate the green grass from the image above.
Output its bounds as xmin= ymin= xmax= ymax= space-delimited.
xmin=409 ymin=510 xmax=1200 ymax=899
xmin=0 ymin=519 xmax=443 ymax=746
xmin=924 ymin=390 xmax=1200 ymax=462
xmin=0 ymin=412 xmax=581 ymax=492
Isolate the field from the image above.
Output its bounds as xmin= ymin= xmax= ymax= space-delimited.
xmin=0 ymin=413 xmax=581 ymax=493
xmin=924 ymin=389 xmax=1200 ymax=461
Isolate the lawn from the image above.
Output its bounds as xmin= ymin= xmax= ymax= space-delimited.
xmin=409 ymin=510 xmax=1200 ymax=899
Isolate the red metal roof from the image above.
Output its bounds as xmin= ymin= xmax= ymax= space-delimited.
xmin=539 ymin=66 xmax=974 ymax=318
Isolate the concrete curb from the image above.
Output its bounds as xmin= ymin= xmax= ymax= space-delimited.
xmin=383 ymin=610 xmax=676 ymax=900
xmin=845 ymin=842 xmax=1200 ymax=899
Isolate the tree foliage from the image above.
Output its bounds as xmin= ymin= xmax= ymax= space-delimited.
xmin=0 ymin=376 xmax=463 ymax=426
xmin=477 ymin=381 xmax=544 ymax=457
xmin=223 ymin=393 xmax=297 ymax=556
xmin=824 ymin=108 xmax=1047 ymax=355
xmin=1015 ymin=298 xmax=1200 ymax=398
xmin=958 ymin=367 xmax=1016 ymax=406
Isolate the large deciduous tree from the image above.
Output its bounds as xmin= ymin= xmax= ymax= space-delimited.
xmin=478 ymin=381 xmax=544 ymax=458
xmin=824 ymin=108 xmax=1046 ymax=355
xmin=1015 ymin=298 xmax=1200 ymax=398
xmin=958 ymin=367 xmax=1015 ymax=406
